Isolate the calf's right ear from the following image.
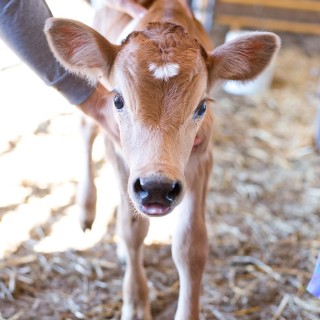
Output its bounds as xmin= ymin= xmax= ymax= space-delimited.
xmin=44 ymin=18 xmax=120 ymax=84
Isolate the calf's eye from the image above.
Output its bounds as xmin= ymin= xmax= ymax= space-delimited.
xmin=194 ymin=101 xmax=207 ymax=118
xmin=114 ymin=94 xmax=124 ymax=110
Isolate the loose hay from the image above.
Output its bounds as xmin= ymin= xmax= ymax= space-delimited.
xmin=1 ymin=41 xmax=320 ymax=319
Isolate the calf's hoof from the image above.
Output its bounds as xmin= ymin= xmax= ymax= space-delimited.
xmin=78 ymin=206 xmax=96 ymax=231
xmin=121 ymin=302 xmax=152 ymax=320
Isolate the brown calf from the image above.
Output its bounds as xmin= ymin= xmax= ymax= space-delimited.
xmin=44 ymin=0 xmax=280 ymax=318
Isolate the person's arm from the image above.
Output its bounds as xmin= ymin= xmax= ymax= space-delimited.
xmin=0 ymin=0 xmax=95 ymax=105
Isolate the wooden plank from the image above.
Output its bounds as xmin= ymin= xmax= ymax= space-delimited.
xmin=216 ymin=14 xmax=320 ymax=35
xmin=218 ymin=0 xmax=320 ymax=12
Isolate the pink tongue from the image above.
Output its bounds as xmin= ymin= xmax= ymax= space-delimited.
xmin=142 ymin=203 xmax=170 ymax=215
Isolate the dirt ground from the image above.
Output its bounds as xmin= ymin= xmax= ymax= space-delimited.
xmin=1 ymin=2 xmax=320 ymax=320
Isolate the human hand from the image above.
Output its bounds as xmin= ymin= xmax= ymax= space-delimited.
xmin=78 ymin=84 xmax=119 ymax=140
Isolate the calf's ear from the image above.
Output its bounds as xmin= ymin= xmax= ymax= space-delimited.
xmin=207 ymin=32 xmax=281 ymax=86
xmin=44 ymin=18 xmax=120 ymax=84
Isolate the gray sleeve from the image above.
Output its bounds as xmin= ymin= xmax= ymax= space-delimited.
xmin=0 ymin=0 xmax=95 ymax=105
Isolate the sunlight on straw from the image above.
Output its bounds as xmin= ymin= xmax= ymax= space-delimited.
xmin=34 ymin=163 xmax=120 ymax=253
xmin=0 ymin=200 xmax=51 ymax=259
xmin=0 ymin=0 xmax=178 ymax=260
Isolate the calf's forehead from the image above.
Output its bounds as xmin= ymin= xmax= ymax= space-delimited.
xmin=117 ymin=26 xmax=207 ymax=78
xmin=112 ymin=24 xmax=208 ymax=118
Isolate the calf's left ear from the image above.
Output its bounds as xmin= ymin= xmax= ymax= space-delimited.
xmin=207 ymin=32 xmax=281 ymax=86
xmin=44 ymin=18 xmax=120 ymax=84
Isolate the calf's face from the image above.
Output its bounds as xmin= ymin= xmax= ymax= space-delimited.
xmin=110 ymin=24 xmax=210 ymax=216
xmin=45 ymin=18 xmax=280 ymax=216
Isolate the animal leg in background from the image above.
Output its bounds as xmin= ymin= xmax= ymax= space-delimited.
xmin=76 ymin=116 xmax=99 ymax=230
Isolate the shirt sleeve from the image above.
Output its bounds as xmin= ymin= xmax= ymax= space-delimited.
xmin=0 ymin=0 xmax=95 ymax=105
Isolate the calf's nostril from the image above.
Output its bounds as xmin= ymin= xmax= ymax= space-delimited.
xmin=166 ymin=181 xmax=181 ymax=202
xmin=133 ymin=178 xmax=148 ymax=200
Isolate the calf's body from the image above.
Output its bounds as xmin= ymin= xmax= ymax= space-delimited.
xmin=45 ymin=0 xmax=280 ymax=318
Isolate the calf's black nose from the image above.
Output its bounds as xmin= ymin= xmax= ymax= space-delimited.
xmin=133 ymin=176 xmax=182 ymax=207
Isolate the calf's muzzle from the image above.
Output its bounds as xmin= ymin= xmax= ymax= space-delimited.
xmin=133 ymin=174 xmax=182 ymax=216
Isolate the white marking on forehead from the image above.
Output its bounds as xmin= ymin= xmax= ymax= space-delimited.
xmin=148 ymin=63 xmax=180 ymax=81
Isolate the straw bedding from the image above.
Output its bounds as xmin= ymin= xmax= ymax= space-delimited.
xmin=0 ymin=41 xmax=320 ymax=320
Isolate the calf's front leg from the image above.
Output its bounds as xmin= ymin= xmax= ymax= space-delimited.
xmin=104 ymin=137 xmax=151 ymax=320
xmin=172 ymin=153 xmax=212 ymax=320
xmin=119 ymin=200 xmax=151 ymax=320
xmin=76 ymin=116 xmax=99 ymax=230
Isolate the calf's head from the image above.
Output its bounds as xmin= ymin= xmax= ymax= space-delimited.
xmin=45 ymin=18 xmax=280 ymax=216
